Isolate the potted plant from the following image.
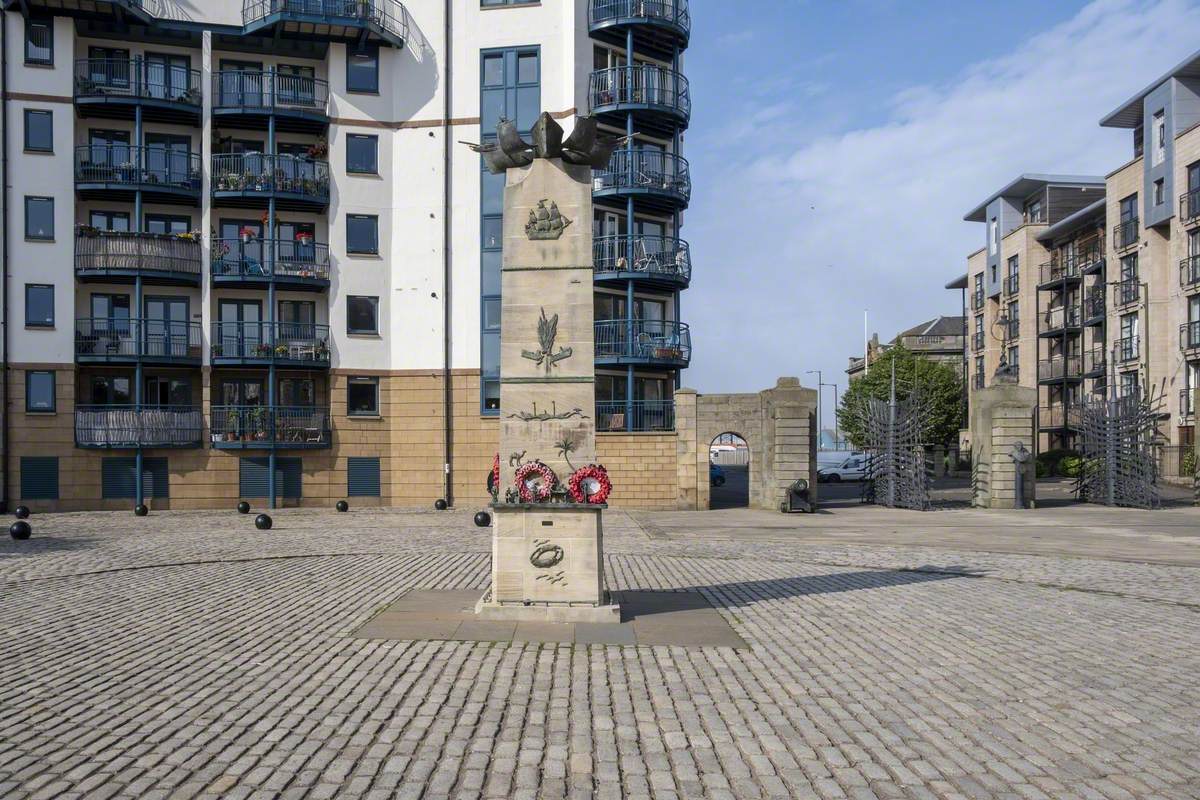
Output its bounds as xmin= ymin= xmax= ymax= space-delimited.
xmin=306 ymin=137 xmax=328 ymax=160
xmin=240 ymin=226 xmax=257 ymax=244
xmin=211 ymin=343 xmax=223 ymax=357
xmin=275 ymin=343 xmax=289 ymax=358
xmin=295 ymin=230 xmax=313 ymax=243
xmin=75 ymin=223 xmax=101 ymax=237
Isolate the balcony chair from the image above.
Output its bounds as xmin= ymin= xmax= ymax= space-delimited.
xmin=607 ymin=412 xmax=625 ymax=432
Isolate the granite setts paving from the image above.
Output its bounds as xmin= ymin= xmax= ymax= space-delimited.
xmin=1 ymin=508 xmax=1198 ymax=799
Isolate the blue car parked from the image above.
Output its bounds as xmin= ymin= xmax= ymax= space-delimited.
xmin=709 ymin=463 xmax=726 ymax=486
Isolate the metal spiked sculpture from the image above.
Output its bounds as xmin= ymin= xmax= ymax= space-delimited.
xmin=845 ymin=361 xmax=933 ymax=511
xmin=1074 ymin=384 xmax=1163 ymax=509
xmin=462 ymin=113 xmax=630 ymax=174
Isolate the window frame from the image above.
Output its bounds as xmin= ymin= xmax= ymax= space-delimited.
xmin=346 ymin=295 xmax=379 ymax=336
xmin=347 ymin=376 xmax=381 ymax=417
xmin=346 ymin=133 xmax=378 ymax=175
xmin=24 ymin=284 xmax=54 ymax=328
xmin=24 ymin=18 xmax=53 ymax=66
xmin=346 ymin=45 xmax=380 ymax=94
xmin=23 ymin=109 xmax=53 ymax=153
xmin=24 ymin=196 xmax=55 ymax=241
xmin=25 ymin=370 xmax=56 ymax=413
xmin=346 ymin=214 xmax=379 ymax=255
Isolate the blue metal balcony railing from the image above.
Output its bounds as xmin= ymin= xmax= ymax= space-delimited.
xmin=588 ymin=65 xmax=691 ymax=123
xmin=211 ymin=153 xmax=330 ymax=203
xmin=75 ymin=405 xmax=203 ymax=448
xmin=212 ymin=70 xmax=329 ymax=116
xmin=594 ymin=150 xmax=691 ymax=206
xmin=211 ymin=238 xmax=330 ymax=283
xmin=594 ymin=319 xmax=691 ymax=366
xmin=593 ymin=235 xmax=690 ymax=284
xmin=242 ymin=0 xmax=408 ymax=43
xmin=75 ymin=230 xmax=202 ymax=282
xmin=74 ymin=58 xmax=201 ymax=107
xmin=589 ymin=0 xmax=691 ymax=38
xmin=75 ymin=318 xmax=202 ymax=362
xmin=211 ymin=321 xmax=331 ymax=366
xmin=210 ymin=405 xmax=331 ymax=448
xmin=596 ymin=400 xmax=676 ymax=432
xmin=75 ymin=146 xmax=202 ymax=193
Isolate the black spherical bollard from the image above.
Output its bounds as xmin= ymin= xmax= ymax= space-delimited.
xmin=336 ymin=500 xmax=349 ymax=512
xmin=473 ymin=511 xmax=492 ymax=528
xmin=9 ymin=520 xmax=31 ymax=540
xmin=237 ymin=501 xmax=251 ymax=514
xmin=14 ymin=505 xmax=30 ymax=520
xmin=434 ymin=498 xmax=448 ymax=511
xmin=254 ymin=513 xmax=273 ymax=531
xmin=134 ymin=504 xmax=149 ymax=517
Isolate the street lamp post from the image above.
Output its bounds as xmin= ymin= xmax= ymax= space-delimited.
xmin=806 ymin=370 xmax=822 ymax=449
xmin=807 ymin=372 xmax=842 ymax=450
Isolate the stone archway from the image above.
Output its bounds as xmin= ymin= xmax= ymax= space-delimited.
xmin=709 ymin=432 xmax=750 ymax=509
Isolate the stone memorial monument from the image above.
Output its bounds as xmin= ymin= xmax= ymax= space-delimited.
xmin=465 ymin=114 xmax=624 ymax=623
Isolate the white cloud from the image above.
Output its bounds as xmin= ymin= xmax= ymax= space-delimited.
xmin=682 ymin=0 xmax=1200 ymax=421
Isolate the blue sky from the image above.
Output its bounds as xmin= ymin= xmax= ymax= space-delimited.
xmin=679 ymin=0 xmax=1200 ymax=430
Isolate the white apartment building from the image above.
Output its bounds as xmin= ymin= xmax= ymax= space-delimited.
xmin=0 ymin=0 xmax=693 ymax=510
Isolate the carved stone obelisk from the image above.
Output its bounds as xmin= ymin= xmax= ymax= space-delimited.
xmin=469 ymin=114 xmax=621 ymax=623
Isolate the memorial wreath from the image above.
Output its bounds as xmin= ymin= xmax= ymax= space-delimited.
xmin=514 ymin=460 xmax=557 ymax=503
xmin=568 ymin=464 xmax=612 ymax=505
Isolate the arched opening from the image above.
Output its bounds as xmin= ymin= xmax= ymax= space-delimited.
xmin=709 ymin=432 xmax=749 ymax=509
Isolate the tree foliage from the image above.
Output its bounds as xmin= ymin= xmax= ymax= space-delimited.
xmin=836 ymin=345 xmax=963 ymax=448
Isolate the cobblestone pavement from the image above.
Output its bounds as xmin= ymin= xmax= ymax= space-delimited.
xmin=2 ymin=508 xmax=1199 ymax=799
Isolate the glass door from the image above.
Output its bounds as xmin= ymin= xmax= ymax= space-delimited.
xmin=88 ymin=129 xmax=130 ymax=178
xmin=145 ymin=214 xmax=190 ymax=235
xmin=278 ymin=300 xmax=315 ymax=342
xmin=220 ymin=219 xmax=264 ymax=277
xmin=144 ymin=133 xmax=191 ymax=187
xmin=220 ymin=60 xmax=263 ymax=108
xmin=88 ymin=46 xmax=129 ymax=91
xmin=90 ymin=210 xmax=130 ymax=232
xmin=276 ymin=63 xmax=315 ymax=107
xmin=145 ymin=53 xmax=190 ymax=101
xmin=218 ymin=300 xmax=262 ymax=358
xmin=145 ymin=376 xmax=190 ymax=407
xmin=144 ymin=296 xmax=189 ymax=358
xmin=91 ymin=375 xmax=131 ymax=406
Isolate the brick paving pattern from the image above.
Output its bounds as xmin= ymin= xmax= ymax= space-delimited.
xmin=1 ymin=508 xmax=1198 ymax=799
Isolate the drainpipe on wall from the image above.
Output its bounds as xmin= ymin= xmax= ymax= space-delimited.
xmin=441 ymin=0 xmax=454 ymax=507
xmin=1 ymin=13 xmax=10 ymax=513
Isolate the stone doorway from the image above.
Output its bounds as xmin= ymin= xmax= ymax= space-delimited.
xmin=709 ymin=432 xmax=750 ymax=509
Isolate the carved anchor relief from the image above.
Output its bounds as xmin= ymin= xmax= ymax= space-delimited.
xmin=521 ymin=308 xmax=573 ymax=373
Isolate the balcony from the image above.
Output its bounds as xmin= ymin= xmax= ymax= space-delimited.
xmin=1003 ymin=274 xmax=1019 ymax=297
xmin=1083 ymin=348 xmax=1106 ymax=378
xmin=211 ymin=322 xmax=331 ymax=369
xmin=212 ymin=71 xmax=329 ymax=133
xmin=971 ymin=331 xmax=984 ymax=352
xmin=1083 ymin=289 xmax=1105 ymax=326
xmin=1181 ymin=388 xmax=1195 ymax=420
xmin=2 ymin=0 xmax=159 ymax=24
xmin=1181 ymin=255 xmax=1200 ymax=292
xmin=210 ymin=406 xmax=331 ymax=449
xmin=1181 ymin=322 xmax=1200 ymax=354
xmin=1112 ymin=278 xmax=1141 ymax=308
xmin=211 ymin=238 xmax=331 ymax=291
xmin=1039 ymin=305 xmax=1081 ymax=336
xmin=75 ymin=319 xmax=202 ymax=365
xmin=1113 ymin=218 xmax=1138 ymax=251
xmin=75 ymin=406 xmax=203 ymax=449
xmin=1076 ymin=244 xmax=1105 ymax=276
xmin=596 ymin=400 xmax=676 ymax=433
xmin=74 ymin=59 xmax=201 ymax=123
xmin=75 ymin=230 xmax=202 ymax=286
xmin=1116 ymin=335 xmax=1139 ymax=363
xmin=242 ymin=0 xmax=408 ymax=48
xmin=75 ymin=145 xmax=201 ymax=205
xmin=1039 ymin=405 xmax=1074 ymax=431
xmin=588 ymin=0 xmax=690 ymax=53
xmin=212 ymin=153 xmax=329 ymax=211
xmin=1037 ymin=355 xmax=1082 ymax=383
xmin=593 ymin=235 xmax=690 ymax=288
xmin=588 ymin=66 xmax=690 ymax=133
xmin=594 ymin=319 xmax=691 ymax=367
xmin=1037 ymin=259 xmax=1081 ymax=289
xmin=593 ymin=150 xmax=690 ymax=211
xmin=1180 ymin=189 xmax=1200 ymax=226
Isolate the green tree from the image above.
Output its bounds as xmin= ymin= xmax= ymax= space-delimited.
xmin=836 ymin=345 xmax=963 ymax=448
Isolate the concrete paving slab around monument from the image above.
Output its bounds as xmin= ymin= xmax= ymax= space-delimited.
xmin=352 ymin=589 xmax=749 ymax=648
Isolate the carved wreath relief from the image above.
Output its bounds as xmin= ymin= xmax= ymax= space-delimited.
xmin=521 ymin=307 xmax=573 ymax=373
xmin=526 ymin=199 xmax=572 ymax=240
xmin=531 ymin=539 xmax=567 ymax=586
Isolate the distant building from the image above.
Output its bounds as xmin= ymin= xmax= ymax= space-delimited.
xmin=846 ymin=316 xmax=967 ymax=381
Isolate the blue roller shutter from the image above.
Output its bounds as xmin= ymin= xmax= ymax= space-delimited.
xmin=239 ymin=457 xmax=302 ymax=498
xmin=101 ymin=457 xmax=169 ymax=499
xmin=20 ymin=456 xmax=59 ymax=499
xmin=347 ymin=457 xmax=380 ymax=497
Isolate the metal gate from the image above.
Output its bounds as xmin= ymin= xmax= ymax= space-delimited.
xmin=1074 ymin=391 xmax=1162 ymax=509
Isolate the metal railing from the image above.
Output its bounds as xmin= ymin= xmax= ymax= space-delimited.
xmin=594 ymin=319 xmax=691 ymax=363
xmin=1179 ymin=389 xmax=1195 ymax=420
xmin=211 ymin=153 xmax=330 ymax=202
xmin=75 ymin=145 xmax=202 ymax=191
xmin=588 ymin=0 xmax=691 ymax=35
xmin=211 ymin=321 xmax=331 ymax=364
xmin=1005 ymin=318 xmax=1020 ymax=340
xmin=596 ymin=400 xmax=676 ymax=432
xmin=1116 ymin=335 xmax=1140 ymax=362
xmin=210 ymin=405 xmax=331 ymax=446
xmin=75 ymin=405 xmax=203 ymax=448
xmin=1180 ymin=189 xmax=1200 ymax=223
xmin=212 ymin=70 xmax=329 ymax=114
xmin=588 ymin=65 xmax=691 ymax=121
xmin=593 ymin=150 xmax=691 ymax=205
xmin=75 ymin=318 xmax=202 ymax=360
xmin=1003 ymin=274 xmax=1019 ymax=296
xmin=1083 ymin=348 xmax=1106 ymax=376
xmin=1113 ymin=277 xmax=1141 ymax=307
xmin=211 ymin=238 xmax=330 ymax=282
xmin=1038 ymin=405 xmax=1074 ymax=429
xmin=972 ymin=291 xmax=984 ymax=311
xmin=1181 ymin=321 xmax=1200 ymax=352
xmin=75 ymin=230 xmax=202 ymax=279
xmin=1181 ymin=255 xmax=1200 ymax=289
xmin=242 ymin=0 xmax=408 ymax=41
xmin=1084 ymin=288 xmax=1105 ymax=322
xmin=971 ymin=331 xmax=984 ymax=351
xmin=1038 ymin=259 xmax=1080 ymax=286
xmin=1041 ymin=305 xmax=1080 ymax=333
xmin=74 ymin=58 xmax=201 ymax=106
xmin=593 ymin=235 xmax=690 ymax=282
xmin=1038 ymin=356 xmax=1081 ymax=381
xmin=1113 ymin=217 xmax=1138 ymax=250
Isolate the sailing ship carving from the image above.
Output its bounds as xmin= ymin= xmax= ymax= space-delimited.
xmin=526 ymin=200 xmax=572 ymax=241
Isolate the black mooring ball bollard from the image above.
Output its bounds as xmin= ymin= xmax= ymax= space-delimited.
xmin=473 ymin=511 xmax=492 ymax=528
xmin=336 ymin=500 xmax=349 ymax=512
xmin=14 ymin=505 xmax=30 ymax=520
xmin=254 ymin=513 xmax=273 ymax=531
xmin=9 ymin=520 xmax=31 ymax=540
xmin=434 ymin=498 xmax=448 ymax=511
xmin=134 ymin=504 xmax=149 ymax=517
xmin=237 ymin=501 xmax=251 ymax=514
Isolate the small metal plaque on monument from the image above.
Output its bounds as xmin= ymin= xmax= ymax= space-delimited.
xmin=465 ymin=114 xmax=623 ymax=623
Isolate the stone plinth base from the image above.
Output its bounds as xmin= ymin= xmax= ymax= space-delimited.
xmin=477 ymin=503 xmax=619 ymax=623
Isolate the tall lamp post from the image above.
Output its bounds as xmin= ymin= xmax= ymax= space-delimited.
xmin=806 ymin=370 xmax=822 ymax=449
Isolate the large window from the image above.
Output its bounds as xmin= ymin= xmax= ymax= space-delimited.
xmin=347 ymin=45 xmax=379 ymax=93
xmin=25 ymin=284 xmax=54 ymax=328
xmin=25 ymin=19 xmax=52 ymax=66
xmin=1152 ymin=110 xmax=1166 ymax=167
xmin=346 ymin=134 xmax=378 ymax=174
xmin=24 ymin=110 xmax=53 ymax=153
xmin=346 ymin=214 xmax=378 ymax=254
xmin=347 ymin=296 xmax=378 ymax=335
xmin=347 ymin=377 xmax=379 ymax=416
xmin=25 ymin=196 xmax=54 ymax=240
xmin=26 ymin=371 xmax=55 ymax=412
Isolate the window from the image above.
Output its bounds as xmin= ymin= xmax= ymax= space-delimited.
xmin=347 ymin=377 xmax=380 ymax=416
xmin=24 ymin=19 xmax=52 ymax=66
xmin=25 ymin=197 xmax=54 ymax=240
xmin=1154 ymin=178 xmax=1165 ymax=206
xmin=91 ymin=210 xmax=131 ymax=232
xmin=279 ymin=378 xmax=315 ymax=407
xmin=1152 ymin=110 xmax=1166 ymax=167
xmin=347 ymin=46 xmax=379 ymax=93
xmin=26 ymin=371 xmax=55 ymax=412
xmin=988 ymin=217 xmax=998 ymax=255
xmin=1007 ymin=346 xmax=1019 ymax=370
xmin=346 ymin=214 xmax=378 ymax=254
xmin=347 ymin=296 xmax=378 ymax=335
xmin=24 ymin=110 xmax=52 ymax=153
xmin=25 ymin=284 xmax=54 ymax=328
xmin=1023 ymin=197 xmax=1043 ymax=223
xmin=1120 ymin=371 xmax=1139 ymax=398
xmin=346 ymin=134 xmax=378 ymax=174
